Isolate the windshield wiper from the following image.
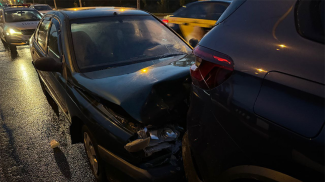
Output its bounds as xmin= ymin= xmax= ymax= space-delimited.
xmin=104 ymin=53 xmax=187 ymax=69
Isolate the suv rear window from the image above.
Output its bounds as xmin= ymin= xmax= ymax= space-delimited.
xmin=295 ymin=0 xmax=324 ymax=44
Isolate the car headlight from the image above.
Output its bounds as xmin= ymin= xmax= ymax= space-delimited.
xmin=8 ymin=28 xmax=22 ymax=35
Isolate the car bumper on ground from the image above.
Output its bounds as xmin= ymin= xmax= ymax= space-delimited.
xmin=98 ymin=145 xmax=185 ymax=182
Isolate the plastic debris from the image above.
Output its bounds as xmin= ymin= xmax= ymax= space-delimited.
xmin=124 ymin=137 xmax=150 ymax=152
xmin=50 ymin=140 xmax=60 ymax=149
xmin=137 ymin=127 xmax=148 ymax=139
xmin=144 ymin=142 xmax=171 ymax=157
xmin=150 ymin=130 xmax=159 ymax=140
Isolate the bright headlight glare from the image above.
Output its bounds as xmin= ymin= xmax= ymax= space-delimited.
xmin=9 ymin=29 xmax=21 ymax=35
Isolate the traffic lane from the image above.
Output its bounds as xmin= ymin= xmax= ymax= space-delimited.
xmin=0 ymin=44 xmax=95 ymax=181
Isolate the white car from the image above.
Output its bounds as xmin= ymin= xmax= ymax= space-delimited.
xmin=0 ymin=7 xmax=42 ymax=49
xmin=30 ymin=4 xmax=53 ymax=15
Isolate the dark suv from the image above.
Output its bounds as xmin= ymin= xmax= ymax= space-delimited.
xmin=184 ymin=0 xmax=324 ymax=181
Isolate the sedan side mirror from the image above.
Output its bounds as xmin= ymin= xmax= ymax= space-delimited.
xmin=189 ymin=38 xmax=199 ymax=48
xmin=33 ymin=57 xmax=62 ymax=72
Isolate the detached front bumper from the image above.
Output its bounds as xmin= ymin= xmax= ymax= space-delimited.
xmin=98 ymin=145 xmax=184 ymax=182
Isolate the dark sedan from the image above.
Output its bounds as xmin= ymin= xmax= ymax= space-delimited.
xmin=185 ymin=0 xmax=324 ymax=182
xmin=30 ymin=7 xmax=194 ymax=182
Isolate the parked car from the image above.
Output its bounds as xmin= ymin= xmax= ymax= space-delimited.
xmin=22 ymin=3 xmax=33 ymax=8
xmin=184 ymin=0 xmax=324 ymax=181
xmin=30 ymin=7 xmax=194 ymax=182
xmin=0 ymin=7 xmax=41 ymax=50
xmin=162 ymin=0 xmax=230 ymax=42
xmin=30 ymin=4 xmax=53 ymax=15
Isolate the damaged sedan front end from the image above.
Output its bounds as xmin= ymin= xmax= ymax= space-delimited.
xmin=70 ymin=54 xmax=195 ymax=181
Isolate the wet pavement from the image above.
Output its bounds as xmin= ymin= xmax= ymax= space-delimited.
xmin=0 ymin=43 xmax=95 ymax=181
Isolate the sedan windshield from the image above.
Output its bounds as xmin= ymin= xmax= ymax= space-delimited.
xmin=34 ymin=6 xmax=52 ymax=10
xmin=71 ymin=15 xmax=191 ymax=72
xmin=5 ymin=10 xmax=42 ymax=22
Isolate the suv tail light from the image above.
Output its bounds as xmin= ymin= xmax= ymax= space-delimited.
xmin=190 ymin=45 xmax=234 ymax=90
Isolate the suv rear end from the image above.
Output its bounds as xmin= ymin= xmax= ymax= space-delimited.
xmin=185 ymin=0 xmax=324 ymax=181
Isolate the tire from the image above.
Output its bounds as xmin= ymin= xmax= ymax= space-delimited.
xmin=1 ymin=38 xmax=6 ymax=45
xmin=9 ymin=45 xmax=17 ymax=51
xmin=82 ymin=125 xmax=107 ymax=182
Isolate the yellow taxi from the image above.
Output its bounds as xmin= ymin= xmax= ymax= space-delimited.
xmin=163 ymin=0 xmax=231 ymax=42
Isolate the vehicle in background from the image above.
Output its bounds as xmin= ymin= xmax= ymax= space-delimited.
xmin=0 ymin=7 xmax=42 ymax=50
xmin=0 ymin=4 xmax=29 ymax=10
xmin=184 ymin=0 xmax=324 ymax=181
xmin=30 ymin=4 xmax=53 ymax=15
xmin=162 ymin=0 xmax=230 ymax=42
xmin=30 ymin=7 xmax=194 ymax=182
xmin=22 ymin=3 xmax=34 ymax=8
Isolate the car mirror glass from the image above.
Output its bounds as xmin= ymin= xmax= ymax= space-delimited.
xmin=33 ymin=57 xmax=62 ymax=72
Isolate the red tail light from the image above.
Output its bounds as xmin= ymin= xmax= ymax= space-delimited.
xmin=190 ymin=45 xmax=234 ymax=90
xmin=162 ymin=19 xmax=169 ymax=24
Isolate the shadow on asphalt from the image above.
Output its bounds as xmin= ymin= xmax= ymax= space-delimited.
xmin=53 ymin=148 xmax=72 ymax=179
xmin=44 ymin=89 xmax=60 ymax=118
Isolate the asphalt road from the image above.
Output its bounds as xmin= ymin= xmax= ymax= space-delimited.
xmin=0 ymin=42 xmax=95 ymax=182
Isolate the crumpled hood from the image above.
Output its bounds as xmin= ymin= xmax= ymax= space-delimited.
xmin=74 ymin=54 xmax=194 ymax=125
xmin=5 ymin=21 xmax=39 ymax=30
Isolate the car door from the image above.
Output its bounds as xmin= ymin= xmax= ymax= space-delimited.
xmin=33 ymin=15 xmax=69 ymax=116
xmin=46 ymin=17 xmax=70 ymax=115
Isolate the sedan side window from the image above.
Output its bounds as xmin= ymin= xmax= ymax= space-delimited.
xmin=47 ymin=23 xmax=60 ymax=59
xmin=173 ymin=7 xmax=187 ymax=18
xmin=184 ymin=4 xmax=208 ymax=19
xmin=37 ymin=19 xmax=51 ymax=50
xmin=208 ymin=3 xmax=229 ymax=20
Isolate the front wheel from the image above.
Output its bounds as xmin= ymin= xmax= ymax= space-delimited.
xmin=9 ymin=44 xmax=17 ymax=51
xmin=82 ymin=125 xmax=107 ymax=182
xmin=1 ymin=38 xmax=6 ymax=45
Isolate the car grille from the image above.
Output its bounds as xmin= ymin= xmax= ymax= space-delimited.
xmin=21 ymin=29 xmax=35 ymax=35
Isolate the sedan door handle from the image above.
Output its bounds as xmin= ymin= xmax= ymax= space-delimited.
xmin=183 ymin=22 xmax=189 ymax=25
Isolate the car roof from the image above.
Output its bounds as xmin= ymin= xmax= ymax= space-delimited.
xmin=57 ymin=7 xmax=150 ymax=20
